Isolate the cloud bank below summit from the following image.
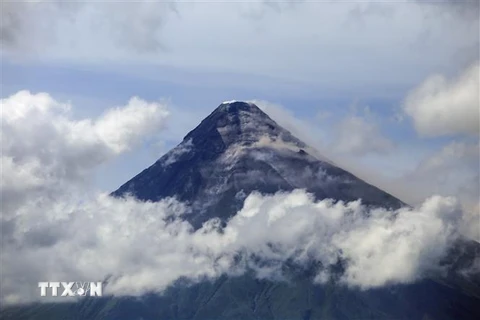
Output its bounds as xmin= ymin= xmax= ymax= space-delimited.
xmin=1 ymin=90 xmax=476 ymax=305
xmin=1 ymin=189 xmax=466 ymax=305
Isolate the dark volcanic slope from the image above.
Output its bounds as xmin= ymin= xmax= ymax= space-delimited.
xmin=112 ymin=101 xmax=403 ymax=227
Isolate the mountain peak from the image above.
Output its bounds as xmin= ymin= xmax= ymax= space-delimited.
xmin=216 ymin=100 xmax=259 ymax=114
xmin=183 ymin=100 xmax=303 ymax=150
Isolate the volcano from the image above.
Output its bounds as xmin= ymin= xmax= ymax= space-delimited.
xmin=112 ymin=101 xmax=404 ymax=228
xmin=2 ymin=101 xmax=479 ymax=320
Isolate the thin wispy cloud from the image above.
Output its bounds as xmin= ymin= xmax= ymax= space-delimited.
xmin=1 ymin=0 xmax=476 ymax=95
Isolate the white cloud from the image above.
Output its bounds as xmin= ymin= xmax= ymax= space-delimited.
xmin=332 ymin=195 xmax=460 ymax=288
xmin=95 ymin=96 xmax=170 ymax=153
xmin=1 ymin=189 xmax=465 ymax=304
xmin=227 ymin=191 xmax=462 ymax=290
xmin=396 ymin=141 xmax=480 ymax=240
xmin=0 ymin=90 xmax=170 ymax=215
xmin=1 ymin=92 xmax=473 ymax=305
xmin=404 ymin=61 xmax=479 ymax=137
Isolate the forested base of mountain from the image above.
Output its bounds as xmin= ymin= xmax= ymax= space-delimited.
xmin=2 ymin=272 xmax=480 ymax=320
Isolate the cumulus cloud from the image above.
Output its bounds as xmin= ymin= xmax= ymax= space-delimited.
xmin=0 ymin=90 xmax=169 ymax=214
xmin=1 ymin=189 xmax=466 ymax=305
xmin=396 ymin=141 xmax=480 ymax=240
xmin=1 ymin=91 xmax=474 ymax=305
xmin=404 ymin=61 xmax=479 ymax=137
